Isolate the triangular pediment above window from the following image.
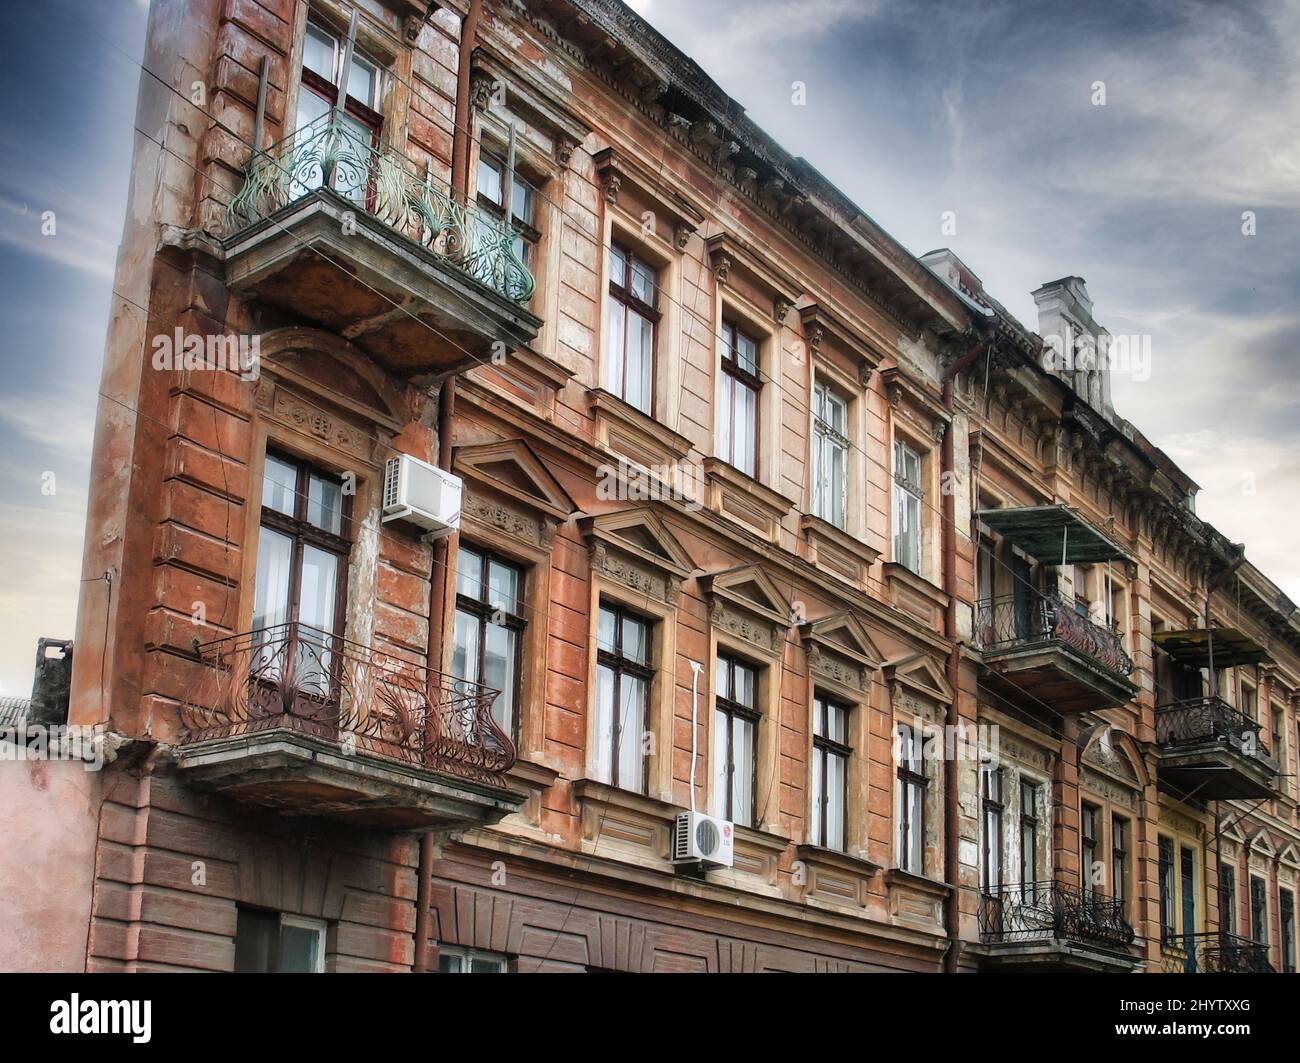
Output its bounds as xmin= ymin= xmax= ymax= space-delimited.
xmin=1079 ymin=724 xmax=1142 ymax=787
xmin=1279 ymin=843 xmax=1300 ymax=870
xmin=700 ymin=564 xmax=791 ymax=627
xmin=882 ymin=652 xmax=953 ymax=704
xmin=579 ymin=507 xmax=695 ymax=577
xmin=1248 ymin=828 xmax=1277 ymax=858
xmin=801 ymin=612 xmax=883 ymax=669
xmin=453 ymin=439 xmax=575 ymax=521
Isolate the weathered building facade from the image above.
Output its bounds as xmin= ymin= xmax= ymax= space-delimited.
xmin=3 ymin=0 xmax=1296 ymax=974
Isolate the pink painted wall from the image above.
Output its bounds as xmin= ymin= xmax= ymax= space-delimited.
xmin=0 ymin=752 xmax=100 ymax=972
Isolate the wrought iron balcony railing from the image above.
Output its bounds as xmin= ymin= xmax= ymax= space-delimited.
xmin=1156 ymin=696 xmax=1274 ymax=762
xmin=1160 ymin=932 xmax=1275 ymax=973
xmin=974 ymin=592 xmax=1134 ymax=677
xmin=979 ymin=880 xmax=1136 ymax=950
xmin=180 ymin=622 xmax=516 ymax=786
xmin=224 ymin=111 xmax=535 ymax=303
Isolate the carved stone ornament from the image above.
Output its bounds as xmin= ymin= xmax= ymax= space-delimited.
xmin=807 ymin=644 xmax=866 ymax=692
xmin=462 ymin=491 xmax=542 ymax=547
xmin=710 ymin=600 xmax=781 ymax=654
xmin=271 ymin=390 xmax=368 ymax=460
xmin=556 ymin=135 xmax=578 ymax=169
xmin=591 ymin=542 xmax=675 ymax=603
xmin=602 ymin=173 xmax=621 ymax=204
xmin=774 ymin=296 xmax=793 ymax=325
xmin=673 ymin=220 xmax=693 ymax=251
xmin=712 ymin=252 xmax=732 ymax=287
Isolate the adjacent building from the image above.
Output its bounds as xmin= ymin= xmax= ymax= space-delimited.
xmin=1 ymin=0 xmax=1296 ymax=974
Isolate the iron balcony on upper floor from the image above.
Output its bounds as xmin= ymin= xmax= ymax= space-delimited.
xmin=977 ymin=880 xmax=1140 ymax=972
xmin=221 ymin=112 xmax=542 ymax=379
xmin=1155 ymin=696 xmax=1280 ymax=800
xmin=175 ymin=621 xmax=523 ymax=831
xmin=973 ymin=591 xmax=1139 ymax=713
xmin=1160 ymin=931 xmax=1275 ymax=973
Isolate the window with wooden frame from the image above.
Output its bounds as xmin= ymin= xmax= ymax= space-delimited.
xmin=713 ymin=653 xmax=760 ymax=827
xmin=892 ymin=438 xmax=924 ymax=574
xmin=1019 ymin=778 xmax=1040 ymax=896
xmin=812 ymin=381 xmax=849 ymax=528
xmin=1281 ymin=887 xmax=1296 ymax=973
xmin=296 ymin=18 xmax=383 ymax=205
xmin=980 ymin=761 xmax=1003 ymax=894
xmin=452 ymin=545 xmax=526 ymax=740
xmin=810 ymin=693 xmax=850 ymax=851
xmin=1159 ymin=836 xmax=1176 ymax=940
xmin=1111 ymin=813 xmax=1130 ymax=912
xmin=1080 ymin=801 xmax=1101 ymax=893
xmin=1251 ymin=874 xmax=1268 ymax=945
xmin=254 ymin=450 xmax=351 ymax=692
xmin=604 ymin=243 xmax=659 ymax=415
xmin=719 ymin=321 xmax=761 ymax=478
xmin=1220 ymin=865 xmax=1237 ymax=936
xmin=476 ymin=151 xmax=539 ymax=271
xmin=594 ymin=601 xmax=654 ymax=794
xmin=895 ymin=723 xmax=926 ymax=874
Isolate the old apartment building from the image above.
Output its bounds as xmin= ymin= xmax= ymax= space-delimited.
xmin=3 ymin=0 xmax=1297 ymax=974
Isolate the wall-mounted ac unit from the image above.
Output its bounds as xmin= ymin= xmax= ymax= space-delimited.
xmin=382 ymin=454 xmax=462 ymax=534
xmin=672 ymin=811 xmax=734 ymax=868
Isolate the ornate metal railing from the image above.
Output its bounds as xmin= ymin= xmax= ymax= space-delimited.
xmin=979 ymin=880 xmax=1136 ymax=950
xmin=224 ymin=111 xmax=535 ymax=303
xmin=974 ymin=592 xmax=1134 ymax=676
xmin=179 ymin=622 xmax=515 ymax=785
xmin=1160 ymin=932 xmax=1275 ymax=973
xmin=1156 ymin=696 xmax=1274 ymax=762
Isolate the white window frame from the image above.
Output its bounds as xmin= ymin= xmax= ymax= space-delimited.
xmin=812 ymin=381 xmax=849 ymax=528
xmin=893 ymin=438 xmax=924 ymax=574
xmin=438 ymin=944 xmax=509 ymax=973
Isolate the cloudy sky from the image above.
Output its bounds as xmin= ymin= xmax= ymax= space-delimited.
xmin=0 ymin=0 xmax=1296 ymax=695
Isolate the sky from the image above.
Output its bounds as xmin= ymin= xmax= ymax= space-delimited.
xmin=0 ymin=0 xmax=1296 ymax=696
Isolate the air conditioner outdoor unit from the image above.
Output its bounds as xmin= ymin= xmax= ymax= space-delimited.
xmin=672 ymin=811 xmax=734 ymax=868
xmin=382 ymin=454 xmax=462 ymax=534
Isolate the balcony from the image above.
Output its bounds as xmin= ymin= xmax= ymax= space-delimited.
xmin=1156 ymin=697 xmax=1280 ymax=800
xmin=222 ymin=113 xmax=541 ymax=378
xmin=1160 ymin=932 xmax=1275 ymax=973
xmin=176 ymin=623 xmax=523 ymax=830
xmin=978 ymin=881 xmax=1140 ymax=972
xmin=974 ymin=592 xmax=1138 ymax=713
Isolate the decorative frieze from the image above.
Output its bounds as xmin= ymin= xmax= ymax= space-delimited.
xmin=710 ymin=600 xmax=782 ymax=655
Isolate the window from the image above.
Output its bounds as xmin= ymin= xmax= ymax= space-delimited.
xmin=1220 ymin=866 xmax=1237 ymax=936
xmin=1081 ymin=802 xmax=1100 ymax=893
xmin=810 ymin=694 xmax=850 ymax=851
xmin=1159 ymin=836 xmax=1176 ymax=940
xmin=1240 ymin=683 xmax=1256 ymax=720
xmin=1111 ymin=815 xmax=1129 ymax=911
xmin=713 ymin=654 xmax=759 ymax=827
xmin=234 ymin=908 xmax=325 ymax=973
xmin=296 ymin=19 xmax=382 ymax=203
xmin=720 ymin=321 xmax=761 ymax=477
xmin=1180 ymin=844 xmax=1197 ymax=938
xmin=896 ymin=724 xmax=926 ymax=874
xmin=476 ymin=152 xmax=537 ymax=270
xmin=1019 ymin=780 xmax=1039 ymax=895
xmin=438 ymin=945 xmax=508 ymax=973
xmin=255 ymin=451 xmax=351 ymax=691
xmin=1251 ymin=875 xmax=1268 ymax=945
xmin=812 ymin=382 xmax=848 ymax=528
xmin=893 ymin=439 xmax=923 ymax=574
xmin=1281 ymin=888 xmax=1296 ymax=974
xmin=980 ymin=762 xmax=1003 ymax=894
xmin=605 ymin=243 xmax=659 ymax=414
xmin=594 ymin=602 xmax=653 ymax=793
xmin=452 ymin=546 xmax=525 ymax=739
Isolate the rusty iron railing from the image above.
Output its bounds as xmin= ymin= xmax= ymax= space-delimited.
xmin=224 ymin=111 xmax=535 ymax=303
xmin=1156 ymin=696 xmax=1274 ymax=763
xmin=180 ymin=622 xmax=515 ymax=785
xmin=979 ymin=880 xmax=1136 ymax=950
xmin=1160 ymin=931 xmax=1275 ymax=973
xmin=974 ymin=591 xmax=1134 ymax=677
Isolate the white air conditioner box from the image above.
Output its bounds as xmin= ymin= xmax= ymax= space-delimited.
xmin=672 ymin=811 xmax=735 ymax=868
xmin=382 ymin=454 xmax=462 ymax=534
